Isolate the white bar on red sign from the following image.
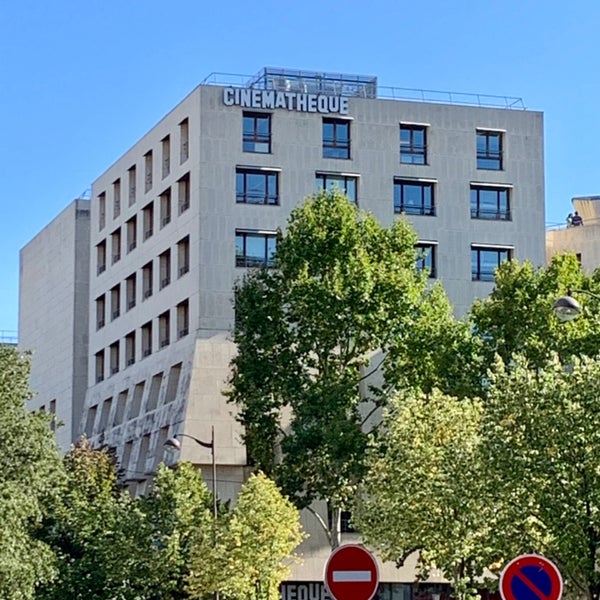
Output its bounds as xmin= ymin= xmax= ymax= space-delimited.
xmin=332 ymin=571 xmax=372 ymax=582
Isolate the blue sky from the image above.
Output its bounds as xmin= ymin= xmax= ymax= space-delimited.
xmin=1 ymin=0 xmax=598 ymax=333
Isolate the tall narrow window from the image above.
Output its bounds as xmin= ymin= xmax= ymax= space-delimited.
xmin=471 ymin=246 xmax=512 ymax=281
xmin=178 ymin=173 xmax=190 ymax=214
xmin=415 ymin=243 xmax=437 ymax=278
xmin=236 ymin=168 xmax=279 ymax=205
xmin=128 ymin=165 xmax=137 ymax=206
xmin=96 ymin=294 xmax=105 ymax=330
xmin=111 ymin=227 xmax=121 ymax=264
xmin=109 ymin=341 xmax=120 ymax=375
xmin=146 ymin=373 xmax=163 ymax=412
xmin=165 ymin=363 xmax=182 ymax=403
xmin=129 ymin=382 xmax=145 ymax=419
xmin=477 ymin=130 xmax=503 ymax=170
xmin=322 ymin=118 xmax=350 ymax=159
xmin=126 ymin=273 xmax=136 ymax=310
xmin=470 ymin=185 xmax=511 ymax=220
xmin=235 ymin=230 xmax=277 ymax=268
xmin=110 ymin=284 xmax=120 ymax=320
xmin=243 ymin=112 xmax=271 ymax=153
xmin=96 ymin=240 xmax=106 ymax=275
xmin=179 ymin=118 xmax=189 ymax=164
xmin=142 ymin=262 xmax=153 ymax=299
xmin=159 ymin=249 xmax=171 ymax=289
xmin=144 ymin=150 xmax=153 ymax=192
xmin=99 ymin=397 xmax=112 ymax=431
xmin=126 ymin=216 xmax=137 ymax=252
xmin=160 ymin=188 xmax=172 ymax=227
xmin=315 ymin=173 xmax=358 ymax=203
xmin=177 ymin=235 xmax=190 ymax=277
xmin=113 ymin=179 xmax=121 ymax=218
xmin=114 ymin=390 xmax=128 ymax=425
xmin=95 ymin=350 xmax=105 ymax=383
xmin=159 ymin=311 xmax=170 ymax=348
xmin=141 ymin=321 xmax=153 ymax=357
xmin=98 ymin=192 xmax=106 ymax=230
xmin=85 ymin=405 xmax=97 ymax=437
xmin=177 ymin=299 xmax=189 ymax=338
xmin=394 ymin=179 xmax=435 ymax=216
xmin=400 ymin=124 xmax=427 ymax=164
xmin=161 ymin=135 xmax=170 ymax=178
xmin=125 ymin=331 xmax=136 ymax=366
xmin=143 ymin=202 xmax=154 ymax=240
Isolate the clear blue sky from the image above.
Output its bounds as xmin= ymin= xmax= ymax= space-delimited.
xmin=1 ymin=0 xmax=597 ymax=333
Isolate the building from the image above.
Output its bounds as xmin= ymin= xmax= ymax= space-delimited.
xmin=19 ymin=67 xmax=546 ymax=594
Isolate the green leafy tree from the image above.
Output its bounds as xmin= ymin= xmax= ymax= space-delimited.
xmin=0 ymin=346 xmax=63 ymax=600
xmin=187 ymin=472 xmax=304 ymax=600
xmin=482 ymin=354 xmax=600 ymax=600
xmin=228 ymin=190 xmax=461 ymax=546
xmin=356 ymin=388 xmax=496 ymax=600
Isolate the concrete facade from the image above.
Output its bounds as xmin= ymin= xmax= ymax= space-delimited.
xmin=19 ymin=68 xmax=546 ymax=588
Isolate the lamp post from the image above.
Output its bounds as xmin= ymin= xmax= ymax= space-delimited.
xmin=164 ymin=427 xmax=218 ymax=523
xmin=553 ymin=289 xmax=600 ymax=322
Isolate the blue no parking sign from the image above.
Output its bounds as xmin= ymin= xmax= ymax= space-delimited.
xmin=500 ymin=554 xmax=563 ymax=600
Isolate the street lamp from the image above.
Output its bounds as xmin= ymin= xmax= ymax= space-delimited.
xmin=164 ymin=427 xmax=218 ymax=522
xmin=553 ymin=289 xmax=600 ymax=322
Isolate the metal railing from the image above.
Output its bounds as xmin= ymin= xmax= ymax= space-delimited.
xmin=0 ymin=330 xmax=18 ymax=345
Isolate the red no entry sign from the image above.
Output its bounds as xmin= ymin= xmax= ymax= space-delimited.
xmin=500 ymin=554 xmax=563 ymax=600
xmin=324 ymin=544 xmax=379 ymax=600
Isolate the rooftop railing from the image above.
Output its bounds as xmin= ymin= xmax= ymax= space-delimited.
xmin=0 ymin=330 xmax=18 ymax=345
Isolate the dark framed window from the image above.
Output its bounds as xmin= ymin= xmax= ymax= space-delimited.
xmin=243 ymin=112 xmax=271 ymax=153
xmin=471 ymin=246 xmax=512 ymax=281
xmin=400 ymin=124 xmax=427 ymax=164
xmin=235 ymin=230 xmax=277 ymax=268
xmin=415 ymin=243 xmax=437 ymax=278
xmin=323 ymin=118 xmax=350 ymax=159
xmin=315 ymin=173 xmax=357 ymax=203
xmin=236 ymin=169 xmax=279 ymax=205
xmin=477 ymin=130 xmax=503 ymax=170
xmin=470 ymin=185 xmax=511 ymax=220
xmin=394 ymin=179 xmax=435 ymax=216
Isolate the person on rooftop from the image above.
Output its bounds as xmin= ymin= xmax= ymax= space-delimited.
xmin=572 ymin=211 xmax=584 ymax=226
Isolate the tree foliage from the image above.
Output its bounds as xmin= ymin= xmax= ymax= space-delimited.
xmin=0 ymin=346 xmax=63 ymax=600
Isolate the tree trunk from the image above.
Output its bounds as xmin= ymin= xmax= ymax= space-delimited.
xmin=330 ymin=504 xmax=341 ymax=550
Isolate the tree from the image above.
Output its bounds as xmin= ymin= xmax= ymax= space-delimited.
xmin=482 ymin=354 xmax=600 ymax=600
xmin=0 ymin=346 xmax=63 ymax=600
xmin=187 ymin=472 xmax=304 ymax=600
xmin=228 ymin=189 xmax=460 ymax=547
xmin=356 ymin=388 xmax=496 ymax=600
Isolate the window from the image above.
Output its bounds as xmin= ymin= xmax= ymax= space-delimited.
xmin=111 ymin=227 xmax=121 ymax=264
xmin=96 ymin=295 xmax=105 ymax=330
xmin=165 ymin=363 xmax=182 ymax=403
xmin=85 ymin=405 xmax=97 ymax=437
xmin=323 ymin=118 xmax=350 ymax=159
xmin=243 ymin=112 xmax=271 ymax=153
xmin=159 ymin=249 xmax=171 ymax=289
xmin=471 ymin=246 xmax=512 ymax=281
xmin=128 ymin=165 xmax=137 ymax=206
xmin=179 ymin=118 xmax=189 ymax=164
xmin=114 ymin=390 xmax=128 ymax=425
xmin=96 ymin=240 xmax=106 ymax=275
xmin=98 ymin=192 xmax=106 ymax=230
xmin=159 ymin=311 xmax=170 ymax=348
xmin=142 ymin=202 xmax=154 ymax=240
xmin=470 ymin=185 xmax=511 ymax=220
xmin=236 ymin=230 xmax=277 ymax=268
xmin=110 ymin=341 xmax=120 ymax=375
xmin=142 ymin=262 xmax=153 ymax=299
xmin=400 ymin=124 xmax=427 ymax=164
xmin=141 ymin=321 xmax=152 ymax=357
xmin=315 ymin=173 xmax=357 ymax=203
xmin=236 ymin=168 xmax=279 ymax=205
xmin=477 ymin=130 xmax=503 ymax=170
xmin=177 ymin=300 xmax=189 ymax=338
xmin=126 ymin=273 xmax=136 ymax=310
xmin=394 ymin=179 xmax=435 ymax=216
xmin=161 ymin=135 xmax=170 ymax=178
xmin=178 ymin=173 xmax=190 ymax=214
xmin=146 ymin=372 xmax=163 ymax=412
xmin=129 ymin=382 xmax=145 ymax=419
xmin=160 ymin=188 xmax=171 ymax=228
xmin=110 ymin=284 xmax=120 ymax=320
xmin=113 ymin=179 xmax=121 ymax=218
xmin=415 ymin=243 xmax=437 ymax=278
xmin=126 ymin=216 xmax=137 ymax=252
xmin=125 ymin=331 xmax=136 ymax=366
xmin=144 ymin=150 xmax=153 ymax=192
xmin=177 ymin=235 xmax=190 ymax=277
xmin=95 ymin=350 xmax=105 ymax=383
xmin=49 ymin=399 xmax=56 ymax=432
